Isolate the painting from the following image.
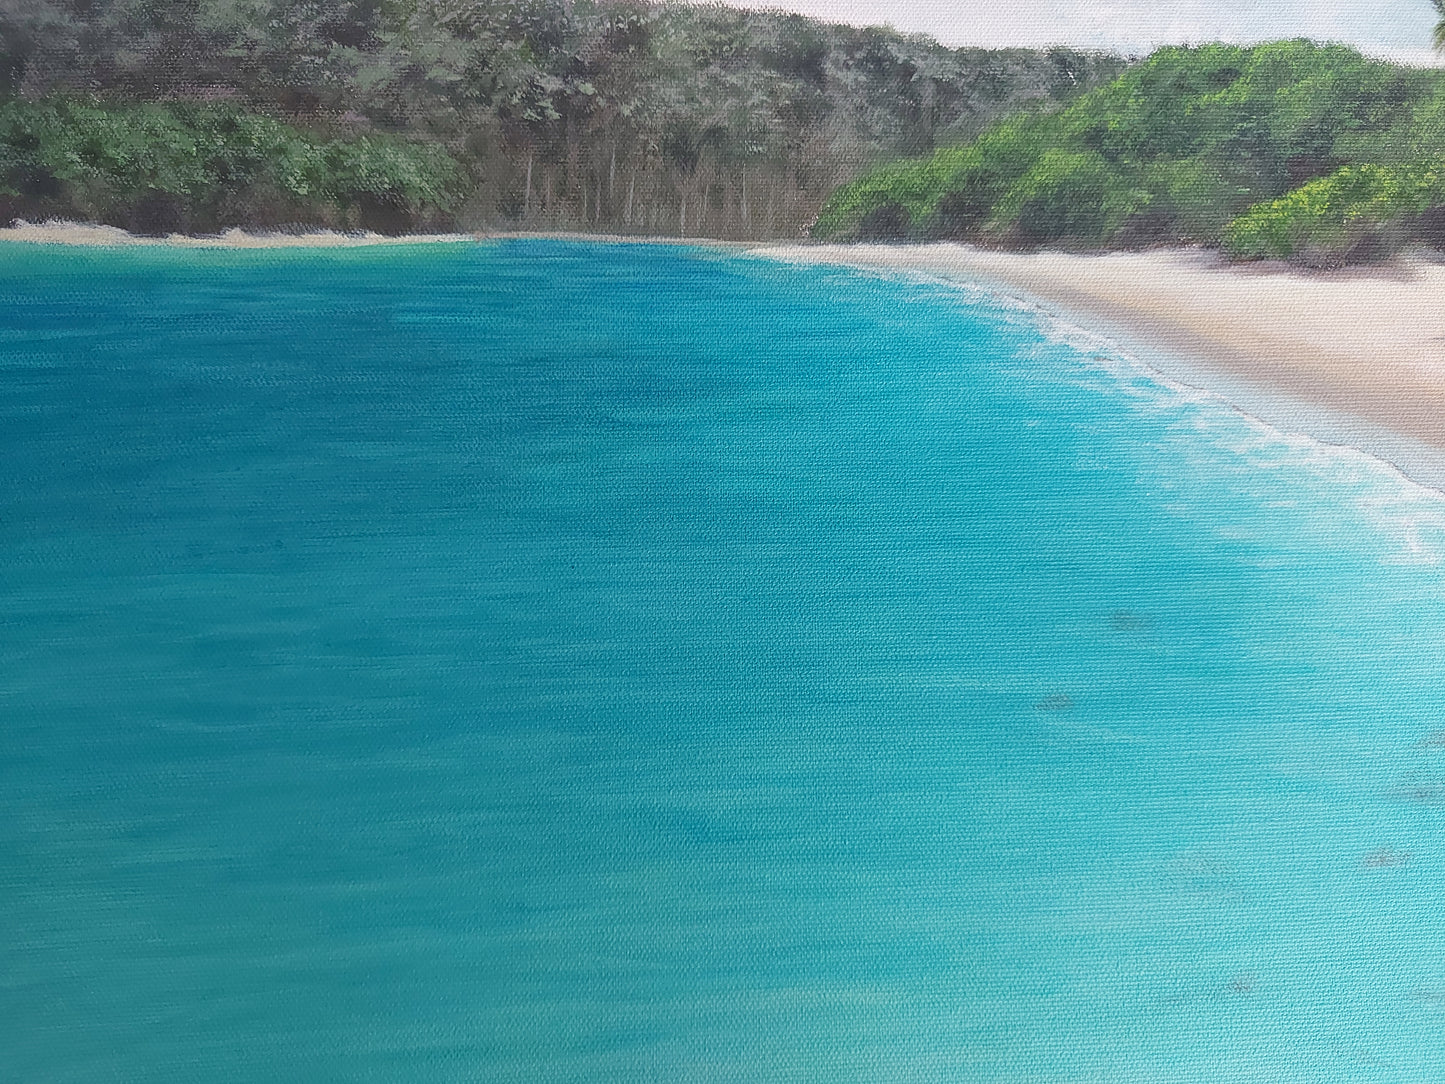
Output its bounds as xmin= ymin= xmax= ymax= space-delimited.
xmin=5 ymin=0 xmax=1445 ymax=1079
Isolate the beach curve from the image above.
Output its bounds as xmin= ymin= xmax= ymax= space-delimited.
xmin=755 ymin=242 xmax=1445 ymax=492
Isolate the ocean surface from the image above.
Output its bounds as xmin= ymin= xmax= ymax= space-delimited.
xmin=3 ymin=238 xmax=1445 ymax=1083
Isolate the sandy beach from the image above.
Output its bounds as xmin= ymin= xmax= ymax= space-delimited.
xmin=760 ymin=242 xmax=1445 ymax=487
xmin=0 ymin=221 xmax=738 ymax=248
xmin=0 ymin=220 xmax=481 ymax=248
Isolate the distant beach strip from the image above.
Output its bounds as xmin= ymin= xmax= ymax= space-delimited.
xmin=0 ymin=221 xmax=479 ymax=248
xmin=0 ymin=222 xmax=747 ymax=249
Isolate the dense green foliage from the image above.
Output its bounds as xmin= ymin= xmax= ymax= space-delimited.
xmin=0 ymin=97 xmax=464 ymax=232
xmin=0 ymin=0 xmax=1122 ymax=236
xmin=1222 ymin=162 xmax=1445 ymax=260
xmin=815 ymin=40 xmax=1445 ymax=263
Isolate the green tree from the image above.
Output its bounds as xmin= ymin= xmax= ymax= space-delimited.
xmin=816 ymin=40 xmax=1445 ymax=258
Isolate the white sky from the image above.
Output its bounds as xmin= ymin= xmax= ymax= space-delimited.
xmin=755 ymin=0 xmax=1444 ymax=65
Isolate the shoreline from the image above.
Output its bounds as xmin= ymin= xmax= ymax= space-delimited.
xmin=0 ymin=220 xmax=754 ymax=249
xmin=754 ymin=242 xmax=1445 ymax=494
xmin=13 ymin=220 xmax=1445 ymax=494
xmin=0 ymin=220 xmax=482 ymax=248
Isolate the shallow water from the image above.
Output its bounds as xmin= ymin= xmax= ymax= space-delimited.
xmin=3 ymin=238 xmax=1445 ymax=1082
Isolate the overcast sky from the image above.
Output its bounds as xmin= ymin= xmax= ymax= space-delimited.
xmin=753 ymin=1 xmax=1443 ymax=65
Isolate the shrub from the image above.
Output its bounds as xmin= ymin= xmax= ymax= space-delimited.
xmin=1223 ymin=162 xmax=1445 ymax=260
xmin=990 ymin=149 xmax=1138 ymax=244
xmin=0 ymin=96 xmax=465 ymax=233
xmin=815 ymin=40 xmax=1445 ymax=258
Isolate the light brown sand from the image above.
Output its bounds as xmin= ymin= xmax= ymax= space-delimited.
xmin=758 ymin=242 xmax=1445 ymax=463
xmin=0 ymin=221 xmax=734 ymax=248
xmin=0 ymin=220 xmax=479 ymax=247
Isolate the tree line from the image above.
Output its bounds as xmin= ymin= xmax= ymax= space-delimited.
xmin=0 ymin=0 xmax=1124 ymax=235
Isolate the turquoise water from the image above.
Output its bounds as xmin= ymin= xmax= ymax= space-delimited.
xmin=3 ymin=238 xmax=1445 ymax=1082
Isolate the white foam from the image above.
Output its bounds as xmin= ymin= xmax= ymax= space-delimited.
xmin=821 ymin=254 xmax=1445 ymax=565
xmin=753 ymin=249 xmax=1445 ymax=565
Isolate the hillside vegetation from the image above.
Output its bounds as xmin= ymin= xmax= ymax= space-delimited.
xmin=814 ymin=41 xmax=1445 ymax=264
xmin=0 ymin=98 xmax=464 ymax=233
xmin=0 ymin=0 xmax=1122 ymax=236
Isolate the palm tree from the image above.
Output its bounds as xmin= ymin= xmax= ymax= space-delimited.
xmin=1434 ymin=0 xmax=1445 ymax=49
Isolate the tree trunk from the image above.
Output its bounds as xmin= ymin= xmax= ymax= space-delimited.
xmin=920 ymin=78 xmax=936 ymax=153
xmin=567 ymin=117 xmax=581 ymax=209
xmin=523 ymin=151 xmax=534 ymax=219
xmin=625 ymin=172 xmax=635 ymax=226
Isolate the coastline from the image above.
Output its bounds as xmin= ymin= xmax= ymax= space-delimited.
xmin=13 ymin=220 xmax=1445 ymax=493
xmin=754 ymin=242 xmax=1445 ymax=493
xmin=0 ymin=220 xmax=750 ymax=249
